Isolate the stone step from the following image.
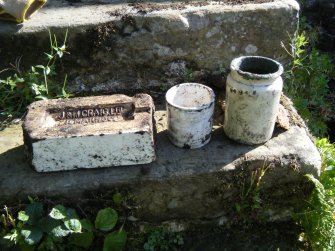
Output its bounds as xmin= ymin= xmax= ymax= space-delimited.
xmin=0 ymin=0 xmax=300 ymax=93
xmin=0 ymin=96 xmax=320 ymax=224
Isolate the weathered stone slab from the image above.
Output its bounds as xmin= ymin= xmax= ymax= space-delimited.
xmin=0 ymin=100 xmax=320 ymax=224
xmin=23 ymin=94 xmax=155 ymax=172
xmin=0 ymin=0 xmax=300 ymax=92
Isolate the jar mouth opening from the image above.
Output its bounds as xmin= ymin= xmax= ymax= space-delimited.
xmin=231 ymin=56 xmax=283 ymax=80
xmin=165 ymin=83 xmax=215 ymax=111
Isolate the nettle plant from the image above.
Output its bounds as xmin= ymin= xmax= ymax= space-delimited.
xmin=1 ymin=198 xmax=127 ymax=251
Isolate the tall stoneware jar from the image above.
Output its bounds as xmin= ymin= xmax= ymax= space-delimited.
xmin=224 ymin=56 xmax=283 ymax=145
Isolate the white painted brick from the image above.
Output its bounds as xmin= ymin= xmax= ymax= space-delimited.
xmin=23 ymin=94 xmax=155 ymax=172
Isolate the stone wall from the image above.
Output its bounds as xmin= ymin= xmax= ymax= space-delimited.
xmin=0 ymin=0 xmax=300 ymax=93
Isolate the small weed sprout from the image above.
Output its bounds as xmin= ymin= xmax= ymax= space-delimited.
xmin=144 ymin=227 xmax=184 ymax=251
xmin=185 ymin=68 xmax=194 ymax=82
xmin=235 ymin=162 xmax=269 ymax=219
xmin=0 ymin=30 xmax=72 ymax=130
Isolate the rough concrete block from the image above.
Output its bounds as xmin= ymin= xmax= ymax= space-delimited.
xmin=0 ymin=95 xmax=321 ymax=224
xmin=23 ymin=94 xmax=155 ymax=172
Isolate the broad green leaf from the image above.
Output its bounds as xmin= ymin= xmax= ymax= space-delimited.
xmin=64 ymin=219 xmax=81 ymax=233
xmin=69 ymin=231 xmax=94 ymax=249
xmin=51 ymin=225 xmax=70 ymax=238
xmin=95 ymin=208 xmax=118 ymax=231
xmin=25 ymin=202 xmax=43 ymax=225
xmin=21 ymin=226 xmax=43 ymax=245
xmin=103 ymin=230 xmax=127 ymax=251
xmin=18 ymin=211 xmax=29 ymax=222
xmin=49 ymin=205 xmax=66 ymax=220
xmin=81 ymin=218 xmax=94 ymax=231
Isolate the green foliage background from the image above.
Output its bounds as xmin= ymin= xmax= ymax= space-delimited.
xmin=283 ymin=17 xmax=334 ymax=137
xmin=283 ymin=17 xmax=335 ymax=251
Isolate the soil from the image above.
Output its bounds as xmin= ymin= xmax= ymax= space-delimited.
xmin=182 ymin=222 xmax=311 ymax=251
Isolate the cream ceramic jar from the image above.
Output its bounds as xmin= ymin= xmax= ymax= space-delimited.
xmin=224 ymin=56 xmax=283 ymax=145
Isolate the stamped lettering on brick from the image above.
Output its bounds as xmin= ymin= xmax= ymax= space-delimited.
xmin=50 ymin=103 xmax=135 ymax=125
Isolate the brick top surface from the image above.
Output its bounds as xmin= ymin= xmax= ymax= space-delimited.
xmin=23 ymin=94 xmax=154 ymax=139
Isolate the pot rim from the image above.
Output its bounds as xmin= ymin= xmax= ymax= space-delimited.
xmin=165 ymin=83 xmax=215 ymax=111
xmin=230 ymin=56 xmax=283 ymax=80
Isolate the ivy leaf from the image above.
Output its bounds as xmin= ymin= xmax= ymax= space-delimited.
xmin=95 ymin=208 xmax=118 ymax=232
xmin=49 ymin=205 xmax=67 ymax=220
xmin=51 ymin=225 xmax=70 ymax=238
xmin=25 ymin=202 xmax=43 ymax=225
xmin=64 ymin=219 xmax=82 ymax=233
xmin=69 ymin=231 xmax=94 ymax=249
xmin=103 ymin=230 xmax=127 ymax=251
xmin=21 ymin=226 xmax=43 ymax=245
xmin=18 ymin=211 xmax=29 ymax=222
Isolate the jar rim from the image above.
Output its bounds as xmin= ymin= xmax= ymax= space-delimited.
xmin=165 ymin=83 xmax=215 ymax=111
